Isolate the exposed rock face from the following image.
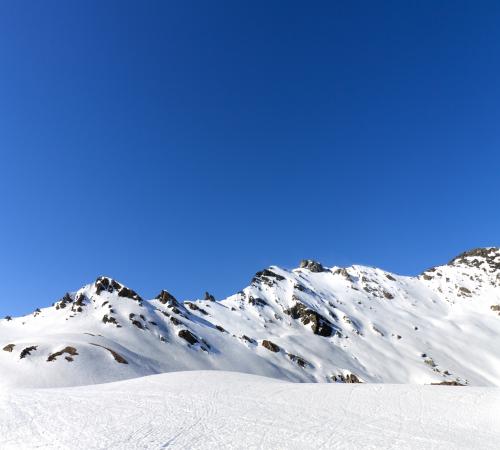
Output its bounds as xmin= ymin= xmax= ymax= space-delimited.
xmin=261 ymin=340 xmax=280 ymax=352
xmin=284 ymin=302 xmax=335 ymax=337
xmin=248 ymin=296 xmax=267 ymax=307
xmin=186 ymin=302 xmax=208 ymax=315
xmin=20 ymin=346 xmax=37 ymax=359
xmin=55 ymin=293 xmax=73 ymax=310
xmin=204 ymin=292 xmax=216 ymax=302
xmin=447 ymin=247 xmax=500 ymax=272
xmin=287 ymin=353 xmax=309 ymax=367
xmin=156 ymin=290 xmax=178 ymax=306
xmin=47 ymin=346 xmax=78 ymax=362
xmin=300 ymin=259 xmax=325 ymax=273
xmin=241 ymin=335 xmax=257 ymax=345
xmin=252 ymin=269 xmax=285 ymax=286
xmin=331 ymin=373 xmax=361 ymax=383
xmin=431 ymin=380 xmax=465 ymax=386
xmin=3 ymin=344 xmax=15 ymax=352
xmin=95 ymin=277 xmax=142 ymax=302
xmin=89 ymin=343 xmax=128 ymax=364
xmin=178 ymin=329 xmax=199 ymax=345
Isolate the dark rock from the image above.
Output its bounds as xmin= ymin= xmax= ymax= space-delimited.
xmin=186 ymin=302 xmax=209 ymax=315
xmin=102 ymin=314 xmax=119 ymax=326
xmin=156 ymin=290 xmax=178 ymax=306
xmin=131 ymin=320 xmax=143 ymax=329
xmin=170 ymin=316 xmax=182 ymax=326
xmin=241 ymin=335 xmax=257 ymax=345
xmin=178 ymin=329 xmax=199 ymax=345
xmin=204 ymin=292 xmax=216 ymax=302
xmin=3 ymin=344 xmax=15 ymax=352
xmin=118 ymin=287 xmax=142 ymax=301
xmin=20 ymin=346 xmax=37 ymax=359
xmin=458 ymin=286 xmax=472 ymax=297
xmin=90 ymin=343 xmax=128 ymax=364
xmin=284 ymin=302 xmax=335 ymax=337
xmin=215 ymin=325 xmax=226 ymax=333
xmin=47 ymin=346 xmax=78 ymax=362
xmin=4 ymin=315 xmax=12 ymax=321
xmin=299 ymin=259 xmax=325 ymax=272
xmin=287 ymin=353 xmax=309 ymax=367
xmin=261 ymin=340 xmax=280 ymax=352
xmin=248 ymin=296 xmax=267 ymax=307
xmin=431 ymin=380 xmax=465 ymax=386
xmin=252 ymin=269 xmax=285 ymax=286
xmin=332 ymin=373 xmax=361 ymax=383
xmin=95 ymin=277 xmax=142 ymax=301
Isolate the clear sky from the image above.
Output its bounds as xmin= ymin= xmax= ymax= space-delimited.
xmin=1 ymin=1 xmax=499 ymax=316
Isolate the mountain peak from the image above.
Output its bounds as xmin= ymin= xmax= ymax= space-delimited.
xmin=2 ymin=249 xmax=500 ymax=389
xmin=94 ymin=276 xmax=143 ymax=302
xmin=447 ymin=247 xmax=500 ymax=272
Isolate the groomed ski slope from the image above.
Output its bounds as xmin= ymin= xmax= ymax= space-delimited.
xmin=0 ymin=370 xmax=498 ymax=449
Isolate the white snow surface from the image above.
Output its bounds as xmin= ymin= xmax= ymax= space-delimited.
xmin=0 ymin=370 xmax=498 ymax=449
xmin=1 ymin=247 xmax=500 ymax=388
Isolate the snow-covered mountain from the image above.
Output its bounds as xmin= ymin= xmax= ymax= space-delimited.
xmin=1 ymin=247 xmax=499 ymax=388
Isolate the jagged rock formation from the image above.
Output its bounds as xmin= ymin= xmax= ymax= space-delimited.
xmin=1 ymin=248 xmax=500 ymax=388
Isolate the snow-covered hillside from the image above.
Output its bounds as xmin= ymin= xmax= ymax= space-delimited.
xmin=1 ymin=371 xmax=498 ymax=449
xmin=1 ymin=247 xmax=500 ymax=388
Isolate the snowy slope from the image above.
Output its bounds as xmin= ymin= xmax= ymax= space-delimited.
xmin=1 ymin=247 xmax=500 ymax=388
xmin=0 ymin=371 xmax=498 ymax=449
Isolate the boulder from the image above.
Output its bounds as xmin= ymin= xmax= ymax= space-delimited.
xmin=261 ymin=340 xmax=280 ymax=352
xmin=178 ymin=329 xmax=199 ymax=345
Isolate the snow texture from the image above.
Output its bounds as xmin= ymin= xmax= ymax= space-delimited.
xmin=0 ymin=371 xmax=498 ymax=449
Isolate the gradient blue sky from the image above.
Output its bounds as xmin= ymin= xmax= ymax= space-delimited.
xmin=1 ymin=1 xmax=499 ymax=316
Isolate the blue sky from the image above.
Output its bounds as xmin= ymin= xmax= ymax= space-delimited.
xmin=1 ymin=1 xmax=499 ymax=316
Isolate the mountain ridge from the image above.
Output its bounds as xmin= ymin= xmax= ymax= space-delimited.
xmin=1 ymin=247 xmax=499 ymax=388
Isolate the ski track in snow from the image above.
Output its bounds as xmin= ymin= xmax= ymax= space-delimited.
xmin=0 ymin=371 xmax=498 ymax=450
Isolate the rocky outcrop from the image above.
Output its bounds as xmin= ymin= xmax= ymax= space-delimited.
xmin=447 ymin=247 xmax=500 ymax=272
xmin=248 ymin=296 xmax=267 ymax=307
xmin=331 ymin=373 xmax=361 ymax=383
xmin=20 ymin=346 xmax=37 ymax=359
xmin=178 ymin=329 xmax=199 ymax=345
xmin=55 ymin=293 xmax=72 ymax=310
xmin=287 ymin=353 xmax=309 ymax=367
xmin=241 ymin=335 xmax=257 ymax=345
xmin=284 ymin=301 xmax=335 ymax=337
xmin=204 ymin=292 xmax=216 ymax=302
xmin=90 ymin=343 xmax=128 ymax=364
xmin=2 ymin=344 xmax=15 ymax=352
xmin=252 ymin=269 xmax=285 ymax=286
xmin=431 ymin=380 xmax=465 ymax=386
xmin=261 ymin=340 xmax=280 ymax=352
xmin=185 ymin=302 xmax=209 ymax=315
xmin=47 ymin=346 xmax=78 ymax=362
xmin=300 ymin=259 xmax=325 ymax=273
xmin=95 ymin=277 xmax=142 ymax=302
xmin=156 ymin=290 xmax=178 ymax=306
